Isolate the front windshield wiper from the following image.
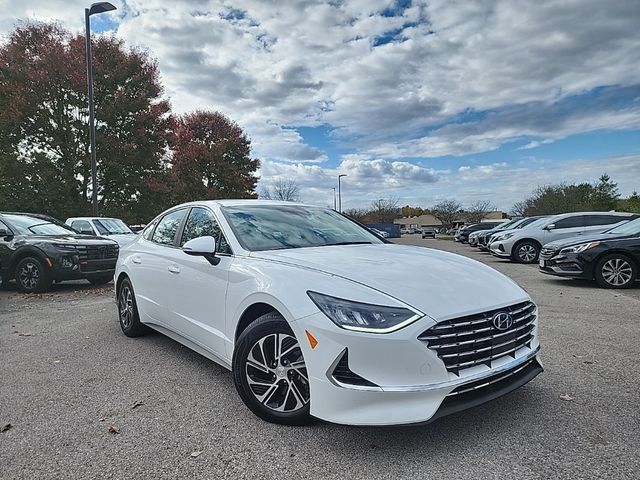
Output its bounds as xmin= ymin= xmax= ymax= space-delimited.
xmin=324 ymin=241 xmax=373 ymax=246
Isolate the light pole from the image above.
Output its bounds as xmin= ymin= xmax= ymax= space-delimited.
xmin=332 ymin=187 xmax=336 ymax=210
xmin=85 ymin=2 xmax=117 ymax=216
xmin=337 ymin=174 xmax=347 ymax=213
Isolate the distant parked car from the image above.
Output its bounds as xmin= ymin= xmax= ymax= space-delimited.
xmin=66 ymin=217 xmax=137 ymax=247
xmin=400 ymin=228 xmax=409 ymax=235
xmin=0 ymin=212 xmax=119 ymax=292
xmin=459 ymin=222 xmax=503 ymax=244
xmin=489 ymin=212 xmax=636 ymax=264
xmin=421 ymin=227 xmax=436 ymax=239
xmin=539 ymin=217 xmax=640 ymax=288
xmin=369 ymin=227 xmax=390 ymax=238
xmin=478 ymin=217 xmax=545 ymax=251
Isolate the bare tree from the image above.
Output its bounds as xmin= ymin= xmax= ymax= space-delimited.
xmin=431 ymin=200 xmax=462 ymax=228
xmin=465 ymin=200 xmax=495 ymax=223
xmin=510 ymin=199 xmax=532 ymax=217
xmin=343 ymin=208 xmax=369 ymax=223
xmin=259 ymin=178 xmax=301 ymax=202
xmin=370 ymin=198 xmax=400 ymax=223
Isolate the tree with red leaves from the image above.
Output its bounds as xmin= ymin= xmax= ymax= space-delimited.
xmin=170 ymin=111 xmax=259 ymax=203
xmin=0 ymin=22 xmax=173 ymax=223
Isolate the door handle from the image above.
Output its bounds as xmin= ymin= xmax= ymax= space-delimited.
xmin=168 ymin=264 xmax=181 ymax=274
xmin=132 ymin=256 xmax=142 ymax=264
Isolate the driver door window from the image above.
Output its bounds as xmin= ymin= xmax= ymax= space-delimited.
xmin=180 ymin=207 xmax=231 ymax=254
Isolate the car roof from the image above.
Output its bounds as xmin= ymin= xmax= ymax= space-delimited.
xmin=548 ymin=211 xmax=635 ymax=220
xmin=177 ymin=199 xmax=327 ymax=209
xmin=0 ymin=212 xmax=60 ymax=222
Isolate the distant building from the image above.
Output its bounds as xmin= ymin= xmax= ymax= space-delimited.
xmin=394 ymin=211 xmax=508 ymax=229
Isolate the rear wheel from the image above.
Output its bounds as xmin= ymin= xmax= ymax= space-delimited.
xmin=117 ymin=278 xmax=149 ymax=337
xmin=15 ymin=257 xmax=52 ymax=293
xmin=595 ymin=254 xmax=637 ymax=289
xmin=512 ymin=241 xmax=540 ymax=264
xmin=233 ymin=313 xmax=311 ymax=425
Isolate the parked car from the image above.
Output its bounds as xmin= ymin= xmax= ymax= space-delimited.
xmin=478 ymin=217 xmax=545 ymax=251
xmin=539 ymin=217 xmax=640 ymax=288
xmin=0 ymin=212 xmax=119 ymax=292
xmin=459 ymin=222 xmax=503 ymax=243
xmin=115 ymin=200 xmax=542 ymax=426
xmin=400 ymin=228 xmax=409 ymax=235
xmin=368 ymin=227 xmax=390 ymax=238
xmin=489 ymin=212 xmax=636 ymax=264
xmin=66 ymin=217 xmax=137 ymax=247
xmin=421 ymin=227 xmax=436 ymax=238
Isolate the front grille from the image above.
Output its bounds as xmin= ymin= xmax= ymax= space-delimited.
xmin=66 ymin=244 xmax=119 ymax=260
xmin=540 ymin=247 xmax=556 ymax=258
xmin=418 ymin=301 xmax=536 ymax=376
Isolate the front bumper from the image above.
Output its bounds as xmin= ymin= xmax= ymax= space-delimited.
xmin=489 ymin=241 xmax=511 ymax=258
xmin=538 ymin=251 xmax=589 ymax=278
xmin=291 ymin=310 xmax=541 ymax=426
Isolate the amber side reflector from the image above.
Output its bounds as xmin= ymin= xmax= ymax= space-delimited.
xmin=305 ymin=330 xmax=318 ymax=349
xmin=45 ymin=257 xmax=52 ymax=267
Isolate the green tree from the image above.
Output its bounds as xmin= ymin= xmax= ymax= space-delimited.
xmin=0 ymin=22 xmax=173 ymax=223
xmin=170 ymin=111 xmax=259 ymax=203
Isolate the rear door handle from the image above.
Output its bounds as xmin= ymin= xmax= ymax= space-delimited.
xmin=168 ymin=264 xmax=181 ymax=274
xmin=132 ymin=256 xmax=142 ymax=264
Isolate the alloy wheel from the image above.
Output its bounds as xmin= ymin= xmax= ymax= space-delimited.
xmin=245 ymin=333 xmax=309 ymax=413
xmin=19 ymin=262 xmax=40 ymax=290
xmin=519 ymin=244 xmax=537 ymax=262
xmin=602 ymin=258 xmax=633 ymax=286
xmin=119 ymin=285 xmax=134 ymax=329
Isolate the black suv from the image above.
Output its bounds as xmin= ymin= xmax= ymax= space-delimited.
xmin=458 ymin=222 xmax=503 ymax=243
xmin=0 ymin=212 xmax=119 ymax=292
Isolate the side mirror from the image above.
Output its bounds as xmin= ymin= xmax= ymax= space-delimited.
xmin=545 ymin=223 xmax=556 ymax=230
xmin=0 ymin=228 xmax=10 ymax=237
xmin=183 ymin=236 xmax=219 ymax=265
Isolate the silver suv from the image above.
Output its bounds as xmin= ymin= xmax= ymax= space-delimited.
xmin=489 ymin=212 xmax=635 ymax=264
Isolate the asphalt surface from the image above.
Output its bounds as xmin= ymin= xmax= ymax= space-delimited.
xmin=1 ymin=237 xmax=639 ymax=479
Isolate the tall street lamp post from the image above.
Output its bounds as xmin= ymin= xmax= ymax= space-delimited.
xmin=332 ymin=187 xmax=336 ymax=210
xmin=338 ymin=174 xmax=347 ymax=213
xmin=85 ymin=2 xmax=117 ymax=216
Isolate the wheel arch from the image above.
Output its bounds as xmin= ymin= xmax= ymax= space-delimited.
xmin=235 ymin=302 xmax=280 ymax=341
xmin=595 ymin=250 xmax=639 ymax=273
xmin=9 ymin=247 xmax=49 ymax=279
xmin=115 ymin=271 xmax=130 ymax=297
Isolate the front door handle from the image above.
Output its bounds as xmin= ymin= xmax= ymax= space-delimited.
xmin=132 ymin=256 xmax=142 ymax=264
xmin=168 ymin=264 xmax=181 ymax=274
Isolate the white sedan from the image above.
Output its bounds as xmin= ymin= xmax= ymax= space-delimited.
xmin=115 ymin=200 xmax=542 ymax=426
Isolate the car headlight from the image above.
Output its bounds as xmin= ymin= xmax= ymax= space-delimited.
xmin=307 ymin=291 xmax=423 ymax=333
xmin=560 ymin=242 xmax=600 ymax=254
xmin=493 ymin=233 xmax=513 ymax=241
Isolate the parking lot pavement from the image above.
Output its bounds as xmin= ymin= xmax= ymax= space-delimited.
xmin=1 ymin=241 xmax=639 ymax=480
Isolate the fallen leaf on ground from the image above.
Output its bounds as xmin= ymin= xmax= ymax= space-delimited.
xmin=107 ymin=425 xmax=119 ymax=434
xmin=131 ymin=400 xmax=144 ymax=409
xmin=1 ymin=424 xmax=12 ymax=432
xmin=190 ymin=450 xmax=202 ymax=458
xmin=17 ymin=332 xmax=33 ymax=337
xmin=559 ymin=394 xmax=574 ymax=401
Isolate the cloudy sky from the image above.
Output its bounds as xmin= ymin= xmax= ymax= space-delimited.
xmin=3 ymin=0 xmax=640 ymax=211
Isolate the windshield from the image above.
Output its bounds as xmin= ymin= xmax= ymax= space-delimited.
xmin=5 ymin=214 xmax=75 ymax=236
xmin=605 ymin=217 xmax=640 ymax=236
xmin=93 ymin=218 xmax=133 ymax=235
xmin=222 ymin=204 xmax=383 ymax=251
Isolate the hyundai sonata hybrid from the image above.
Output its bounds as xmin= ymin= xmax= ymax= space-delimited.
xmin=114 ymin=200 xmax=542 ymax=426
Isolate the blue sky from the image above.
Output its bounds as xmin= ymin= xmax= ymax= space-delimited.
xmin=4 ymin=0 xmax=640 ymax=211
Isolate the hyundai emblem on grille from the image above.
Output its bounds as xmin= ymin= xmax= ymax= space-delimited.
xmin=492 ymin=312 xmax=513 ymax=331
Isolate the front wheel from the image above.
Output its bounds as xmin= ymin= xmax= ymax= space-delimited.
xmin=512 ymin=241 xmax=540 ymax=264
xmin=117 ymin=278 xmax=149 ymax=337
xmin=595 ymin=254 xmax=637 ymax=289
xmin=15 ymin=257 xmax=52 ymax=293
xmin=233 ymin=313 xmax=311 ymax=425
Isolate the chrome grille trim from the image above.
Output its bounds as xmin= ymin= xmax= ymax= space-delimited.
xmin=418 ymin=301 xmax=537 ymax=375
xmin=446 ymin=357 xmax=538 ymax=396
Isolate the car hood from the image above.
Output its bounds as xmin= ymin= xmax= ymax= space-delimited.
xmin=16 ymin=234 xmax=118 ymax=246
xmin=251 ymin=244 xmax=529 ymax=321
xmin=544 ymin=232 xmax=631 ymax=250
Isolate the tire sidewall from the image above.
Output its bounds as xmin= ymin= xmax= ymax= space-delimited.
xmin=595 ymin=254 xmax=637 ymax=289
xmin=232 ymin=313 xmax=311 ymax=425
xmin=15 ymin=256 xmax=51 ymax=293
xmin=117 ymin=278 xmax=147 ymax=336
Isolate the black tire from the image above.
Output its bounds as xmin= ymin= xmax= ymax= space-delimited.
xmin=512 ymin=240 xmax=540 ymax=264
xmin=88 ymin=275 xmax=113 ymax=286
xmin=233 ymin=313 xmax=311 ymax=425
xmin=117 ymin=278 xmax=149 ymax=337
xmin=15 ymin=256 xmax=52 ymax=293
xmin=594 ymin=254 xmax=637 ymax=289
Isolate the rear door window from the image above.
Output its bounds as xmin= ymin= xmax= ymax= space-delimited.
xmin=554 ymin=216 xmax=585 ymax=229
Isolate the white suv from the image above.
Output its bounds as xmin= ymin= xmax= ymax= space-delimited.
xmin=489 ymin=212 xmax=635 ymax=264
